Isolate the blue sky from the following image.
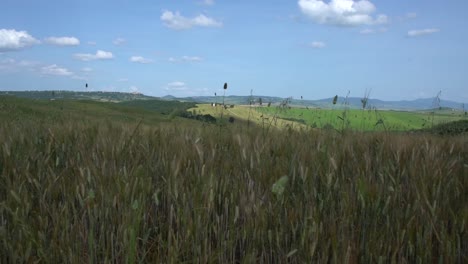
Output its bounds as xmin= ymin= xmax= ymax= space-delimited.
xmin=1 ymin=0 xmax=467 ymax=102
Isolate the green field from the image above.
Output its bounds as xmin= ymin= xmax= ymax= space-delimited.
xmin=1 ymin=96 xmax=467 ymax=262
xmin=192 ymin=103 xmax=465 ymax=131
xmin=257 ymin=106 xmax=466 ymax=131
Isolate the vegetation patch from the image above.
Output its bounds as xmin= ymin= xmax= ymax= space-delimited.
xmin=418 ymin=119 xmax=468 ymax=135
xmin=279 ymin=116 xmax=307 ymax=125
xmin=178 ymin=111 xmax=217 ymax=123
xmin=119 ymin=99 xmax=196 ymax=115
xmin=0 ymin=96 xmax=466 ymax=262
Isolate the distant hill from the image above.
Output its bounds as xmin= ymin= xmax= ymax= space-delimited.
xmin=0 ymin=90 xmax=157 ymax=102
xmin=177 ymin=95 xmax=467 ymax=111
xmin=1 ymin=90 xmax=466 ymax=111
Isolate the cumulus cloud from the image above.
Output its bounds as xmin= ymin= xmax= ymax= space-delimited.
xmin=130 ymin=56 xmax=153 ymax=64
xmin=1 ymin=59 xmax=81 ymax=79
xmin=41 ymin=64 xmax=73 ymax=76
xmin=113 ymin=38 xmax=126 ymax=45
xmin=0 ymin=29 xmax=40 ymax=51
xmin=81 ymin=67 xmax=93 ymax=72
xmin=88 ymin=41 xmax=97 ymax=45
xmin=407 ymin=28 xmax=440 ymax=37
xmin=298 ymin=0 xmax=388 ymax=26
xmin=161 ymin=11 xmax=222 ymax=30
xmin=165 ymin=81 xmax=187 ymax=91
xmin=44 ymin=36 xmax=80 ymax=46
xmin=117 ymin=78 xmax=129 ymax=82
xmin=74 ymin=50 xmax=114 ymax=61
xmin=168 ymin=56 xmax=203 ymax=63
xmin=310 ymin=41 xmax=326 ymax=48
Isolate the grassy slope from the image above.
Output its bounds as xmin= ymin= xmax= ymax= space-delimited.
xmin=1 ymin=97 xmax=467 ymax=262
xmin=0 ymin=96 xmax=202 ymax=127
xmin=252 ymin=106 xmax=464 ymax=131
xmin=118 ymin=99 xmax=196 ymax=115
xmin=191 ymin=104 xmax=309 ymax=129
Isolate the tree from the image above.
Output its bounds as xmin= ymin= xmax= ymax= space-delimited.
xmin=258 ymin=97 xmax=263 ymax=106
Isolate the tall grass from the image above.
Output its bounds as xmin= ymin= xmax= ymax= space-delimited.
xmin=1 ymin=110 xmax=467 ymax=262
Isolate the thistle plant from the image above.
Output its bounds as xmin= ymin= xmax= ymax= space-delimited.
xmin=332 ymin=95 xmax=338 ymax=105
xmin=223 ymin=83 xmax=227 ymax=106
xmin=431 ymin=90 xmax=442 ymax=128
xmin=337 ymin=91 xmax=351 ymax=133
xmin=247 ymin=89 xmax=254 ymax=127
xmin=361 ymin=89 xmax=371 ymax=110
xmin=220 ymin=83 xmax=228 ymax=122
xmin=360 ymin=89 xmax=371 ymax=130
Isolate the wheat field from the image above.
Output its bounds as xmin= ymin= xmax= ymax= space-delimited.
xmin=0 ymin=98 xmax=467 ymax=263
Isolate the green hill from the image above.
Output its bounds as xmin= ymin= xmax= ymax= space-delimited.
xmin=0 ymin=90 xmax=156 ymax=102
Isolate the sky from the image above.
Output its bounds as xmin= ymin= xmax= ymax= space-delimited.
xmin=1 ymin=0 xmax=467 ymax=102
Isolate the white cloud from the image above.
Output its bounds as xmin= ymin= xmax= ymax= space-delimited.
xmin=161 ymin=11 xmax=222 ymax=30
xmin=1 ymin=59 xmax=82 ymax=79
xmin=113 ymin=38 xmax=126 ymax=45
xmin=169 ymin=56 xmax=203 ymax=63
xmin=74 ymin=50 xmax=114 ymax=61
xmin=298 ymin=0 xmax=388 ymax=26
xmin=44 ymin=36 xmax=80 ymax=46
xmin=407 ymin=28 xmax=440 ymax=37
xmin=130 ymin=86 xmax=140 ymax=94
xmin=130 ymin=56 xmax=153 ymax=64
xmin=41 ymin=64 xmax=73 ymax=76
xmin=310 ymin=41 xmax=326 ymax=48
xmin=81 ymin=67 xmax=93 ymax=72
xmin=117 ymin=78 xmax=129 ymax=82
xmin=183 ymin=56 xmax=202 ymax=62
xmin=163 ymin=81 xmax=212 ymax=96
xmin=88 ymin=41 xmax=96 ymax=45
xmin=359 ymin=27 xmax=387 ymax=34
xmin=165 ymin=81 xmax=187 ymax=91
xmin=0 ymin=58 xmax=39 ymax=72
xmin=0 ymin=29 xmax=40 ymax=51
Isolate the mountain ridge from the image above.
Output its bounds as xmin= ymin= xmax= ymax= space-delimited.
xmin=181 ymin=95 xmax=466 ymax=111
xmin=0 ymin=90 xmax=466 ymax=111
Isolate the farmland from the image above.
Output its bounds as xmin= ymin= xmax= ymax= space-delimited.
xmin=192 ymin=103 xmax=465 ymax=131
xmin=0 ymin=95 xmax=467 ymax=262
